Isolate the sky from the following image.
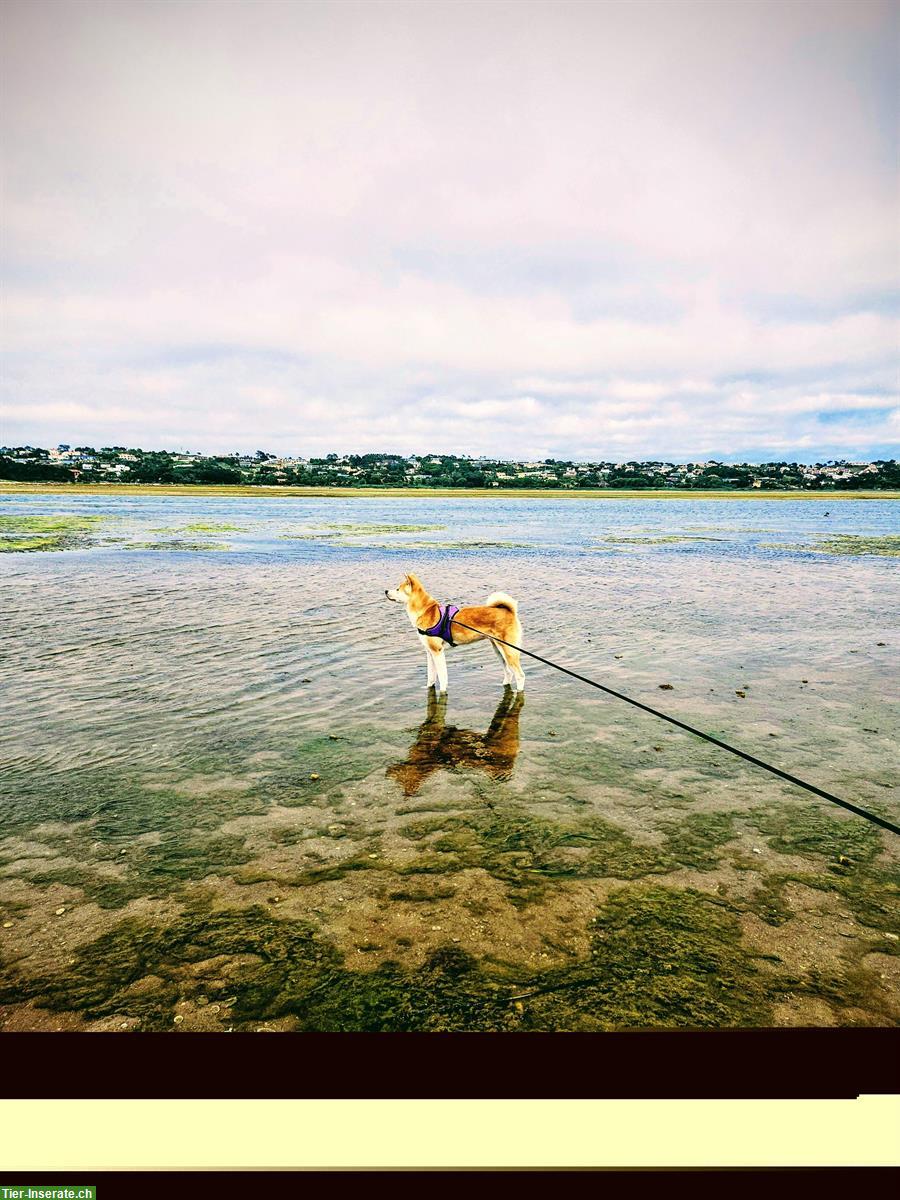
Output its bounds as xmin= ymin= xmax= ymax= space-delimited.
xmin=1 ymin=0 xmax=898 ymax=462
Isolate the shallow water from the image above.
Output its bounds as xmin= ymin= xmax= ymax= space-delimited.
xmin=1 ymin=494 xmax=898 ymax=1030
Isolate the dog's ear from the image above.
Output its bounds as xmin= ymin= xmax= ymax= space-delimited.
xmin=406 ymin=572 xmax=420 ymax=588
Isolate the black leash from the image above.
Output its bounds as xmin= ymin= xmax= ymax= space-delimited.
xmin=449 ymin=618 xmax=900 ymax=837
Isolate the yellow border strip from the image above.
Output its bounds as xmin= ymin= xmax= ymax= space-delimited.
xmin=1 ymin=1098 xmax=897 ymax=1169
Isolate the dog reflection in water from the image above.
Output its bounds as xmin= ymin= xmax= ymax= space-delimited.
xmin=387 ymin=689 xmax=525 ymax=797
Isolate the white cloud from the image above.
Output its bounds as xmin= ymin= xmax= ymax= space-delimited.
xmin=1 ymin=0 xmax=897 ymax=459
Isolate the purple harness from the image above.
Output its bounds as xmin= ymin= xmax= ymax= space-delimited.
xmin=418 ymin=604 xmax=460 ymax=646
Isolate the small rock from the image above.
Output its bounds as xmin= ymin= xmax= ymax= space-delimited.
xmin=885 ymin=933 xmax=898 ymax=941
xmin=368 ymin=853 xmax=378 ymax=859
xmin=801 ymin=679 xmax=808 ymax=683
xmin=614 ymin=654 xmax=623 ymax=660
xmin=514 ymin=1001 xmax=525 ymax=1014
xmin=210 ymin=1004 xmax=221 ymax=1013
xmin=658 ymin=684 xmax=674 ymax=690
xmin=310 ymin=773 xmax=320 ymax=780
xmin=876 ymin=642 xmax=886 ymax=647
xmin=735 ymin=690 xmax=746 ymax=698
xmin=328 ymin=734 xmax=340 ymax=740
xmin=547 ymin=730 xmax=556 ymax=737
xmin=55 ymin=906 xmax=67 ymax=916
xmin=431 ymin=925 xmax=442 ymax=931
xmin=752 ymin=848 xmax=762 ymax=855
xmin=452 ymin=937 xmax=460 ymax=943
xmin=2 ymin=921 xmax=13 ymax=929
xmin=173 ymin=1014 xmax=184 ymax=1025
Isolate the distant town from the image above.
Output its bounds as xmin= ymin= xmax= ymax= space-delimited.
xmin=2 ymin=444 xmax=899 ymax=490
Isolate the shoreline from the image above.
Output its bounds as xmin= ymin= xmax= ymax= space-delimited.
xmin=1 ymin=483 xmax=898 ymax=501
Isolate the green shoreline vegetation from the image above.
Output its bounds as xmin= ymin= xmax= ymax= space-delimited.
xmin=3 ymin=444 xmax=899 ymax=493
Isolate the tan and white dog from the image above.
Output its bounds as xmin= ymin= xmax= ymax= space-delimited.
xmin=385 ymin=572 xmax=525 ymax=694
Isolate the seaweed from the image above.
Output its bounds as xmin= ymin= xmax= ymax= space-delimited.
xmin=660 ymin=811 xmax=739 ymax=870
xmin=509 ymin=884 xmax=777 ymax=1029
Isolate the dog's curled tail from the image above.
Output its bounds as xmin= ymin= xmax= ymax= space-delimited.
xmin=485 ymin=591 xmax=518 ymax=614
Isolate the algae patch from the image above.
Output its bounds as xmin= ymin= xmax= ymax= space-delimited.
xmin=761 ymin=535 xmax=900 ymax=558
xmin=741 ymin=806 xmax=898 ymax=935
xmin=396 ymin=808 xmax=674 ymax=904
xmin=600 ymin=535 xmax=724 ymax=546
xmin=0 ymin=888 xmax=777 ymax=1031
xmin=523 ymin=885 xmax=775 ymax=1028
xmin=182 ymin=522 xmax=241 ymax=533
xmin=0 ymin=514 xmax=106 ymax=552
xmin=127 ymin=540 xmax=232 ymax=552
xmin=0 ymin=903 xmax=517 ymax=1031
xmin=323 ymin=523 xmax=446 ymax=535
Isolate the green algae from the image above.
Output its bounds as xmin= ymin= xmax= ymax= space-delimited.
xmin=0 ymin=534 xmax=71 ymax=553
xmin=517 ymin=884 xmax=777 ymax=1029
xmin=397 ymin=807 xmax=673 ymax=904
xmin=127 ymin=540 xmax=232 ymax=552
xmin=148 ymin=522 xmax=240 ymax=534
xmin=748 ymin=806 xmax=883 ymax=865
xmin=736 ymin=806 xmax=898 ymax=934
xmin=323 ymin=523 xmax=446 ymax=534
xmin=18 ymin=832 xmax=258 ymax=910
xmin=600 ymin=535 xmax=724 ymax=545
xmin=0 ymin=766 xmax=271 ymax=909
xmin=0 ymin=513 xmax=106 ymax=552
xmin=0 ymin=903 xmax=516 ymax=1031
xmin=2 ymin=867 xmax=893 ymax=1029
xmin=0 ymin=888 xmax=776 ymax=1031
xmin=659 ymin=811 xmax=739 ymax=870
xmin=182 ymin=522 xmax=241 ymax=532
xmin=390 ymin=539 xmax=529 ymax=549
xmin=0 ymin=514 xmax=105 ymax=534
xmin=761 ymin=535 xmax=900 ymax=557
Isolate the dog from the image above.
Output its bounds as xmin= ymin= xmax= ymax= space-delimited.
xmin=387 ymin=689 xmax=524 ymax=795
xmin=385 ymin=572 xmax=525 ymax=693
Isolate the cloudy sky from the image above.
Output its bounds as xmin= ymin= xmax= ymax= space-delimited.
xmin=2 ymin=0 xmax=897 ymax=461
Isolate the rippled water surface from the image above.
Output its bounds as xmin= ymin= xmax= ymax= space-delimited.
xmin=1 ymin=494 xmax=898 ymax=1030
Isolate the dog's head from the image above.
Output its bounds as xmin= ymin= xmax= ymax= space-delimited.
xmin=385 ymin=572 xmax=421 ymax=604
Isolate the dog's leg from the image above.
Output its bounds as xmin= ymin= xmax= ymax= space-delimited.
xmin=499 ymin=643 xmax=525 ymax=692
xmin=490 ymin=639 xmax=513 ymax=687
xmin=425 ymin=646 xmax=437 ymax=689
xmin=434 ymin=647 xmax=449 ymax=693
